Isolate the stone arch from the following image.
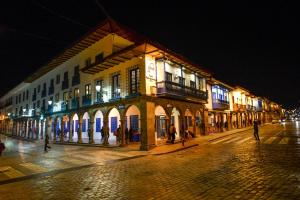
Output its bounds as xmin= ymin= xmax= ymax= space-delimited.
xmin=107 ymin=107 xmax=121 ymax=145
xmin=54 ymin=116 xmax=62 ymax=142
xmin=81 ymin=112 xmax=90 ymax=143
xmin=94 ymin=110 xmax=104 ymax=144
xmin=155 ymin=105 xmax=169 ymax=140
xmin=125 ymin=105 xmax=141 ymax=142
xmin=62 ymin=115 xmax=70 ymax=142
xmin=72 ymin=113 xmax=79 ymax=142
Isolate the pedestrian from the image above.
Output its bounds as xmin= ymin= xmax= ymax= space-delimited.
xmin=116 ymin=125 xmax=122 ymax=144
xmin=125 ymin=127 xmax=129 ymax=144
xmin=0 ymin=139 xmax=5 ymax=156
xmin=129 ymin=128 xmax=133 ymax=142
xmin=44 ymin=134 xmax=51 ymax=151
xmin=100 ymin=126 xmax=104 ymax=142
xmin=253 ymin=120 xmax=260 ymax=141
xmin=169 ymin=123 xmax=176 ymax=144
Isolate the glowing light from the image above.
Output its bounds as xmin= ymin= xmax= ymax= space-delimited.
xmin=95 ymin=85 xmax=101 ymax=92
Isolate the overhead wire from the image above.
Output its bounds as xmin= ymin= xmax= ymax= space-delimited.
xmin=30 ymin=0 xmax=90 ymax=29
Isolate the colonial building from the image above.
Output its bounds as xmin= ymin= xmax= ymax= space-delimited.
xmin=0 ymin=19 xmax=211 ymax=150
xmin=206 ymin=78 xmax=233 ymax=133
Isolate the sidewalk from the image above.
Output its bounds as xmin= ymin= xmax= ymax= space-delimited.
xmin=147 ymin=123 xmax=272 ymax=155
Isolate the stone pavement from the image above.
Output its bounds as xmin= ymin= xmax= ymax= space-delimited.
xmin=0 ymin=122 xmax=300 ymax=199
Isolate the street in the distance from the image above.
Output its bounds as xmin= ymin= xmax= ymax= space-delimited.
xmin=1 ymin=122 xmax=300 ymax=199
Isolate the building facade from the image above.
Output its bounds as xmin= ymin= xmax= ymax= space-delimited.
xmin=0 ymin=19 xmax=284 ymax=150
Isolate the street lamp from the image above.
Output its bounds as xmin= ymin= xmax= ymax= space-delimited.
xmin=95 ymin=84 xmax=101 ymax=92
xmin=23 ymin=108 xmax=26 ymax=113
xmin=48 ymin=100 xmax=53 ymax=105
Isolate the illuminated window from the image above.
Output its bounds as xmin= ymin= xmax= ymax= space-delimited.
xmin=129 ymin=68 xmax=140 ymax=94
xmin=112 ymin=74 xmax=120 ymax=98
xmin=63 ymin=92 xmax=68 ymax=101
xmin=74 ymin=88 xmax=79 ymax=98
xmin=85 ymin=84 xmax=91 ymax=95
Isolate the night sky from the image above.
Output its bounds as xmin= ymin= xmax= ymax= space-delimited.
xmin=0 ymin=1 xmax=299 ymax=108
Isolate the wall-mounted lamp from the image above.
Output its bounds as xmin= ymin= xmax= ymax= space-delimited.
xmin=48 ymin=100 xmax=53 ymax=105
xmin=95 ymin=85 xmax=101 ymax=92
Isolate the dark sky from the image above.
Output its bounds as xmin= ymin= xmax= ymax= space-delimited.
xmin=0 ymin=0 xmax=299 ymax=108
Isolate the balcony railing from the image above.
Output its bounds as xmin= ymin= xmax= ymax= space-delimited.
xmin=61 ymin=101 xmax=68 ymax=111
xmin=156 ymin=81 xmax=207 ymax=101
xmin=82 ymin=94 xmax=92 ymax=107
xmin=72 ymin=75 xmax=80 ymax=86
xmin=212 ymin=99 xmax=230 ymax=110
xmin=71 ymin=98 xmax=79 ymax=110
xmin=246 ymin=105 xmax=256 ymax=111
xmin=233 ymin=103 xmax=246 ymax=112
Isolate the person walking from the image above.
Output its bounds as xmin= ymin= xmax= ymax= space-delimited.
xmin=44 ymin=134 xmax=51 ymax=151
xmin=125 ymin=127 xmax=129 ymax=144
xmin=116 ymin=125 xmax=122 ymax=145
xmin=169 ymin=123 xmax=176 ymax=144
xmin=253 ymin=120 xmax=260 ymax=141
xmin=0 ymin=139 xmax=5 ymax=156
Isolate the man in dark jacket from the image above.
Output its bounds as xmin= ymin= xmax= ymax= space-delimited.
xmin=253 ymin=120 xmax=260 ymax=141
xmin=0 ymin=139 xmax=5 ymax=156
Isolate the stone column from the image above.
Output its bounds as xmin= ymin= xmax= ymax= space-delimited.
xmin=89 ymin=115 xmax=95 ymax=144
xmin=61 ymin=119 xmax=65 ymax=143
xmin=78 ymin=117 xmax=82 ymax=143
xmin=119 ymin=115 xmax=126 ymax=146
xmin=140 ymin=100 xmax=156 ymax=150
xmin=203 ymin=110 xmax=209 ymax=135
xmin=69 ymin=118 xmax=73 ymax=142
xmin=53 ymin=119 xmax=57 ymax=141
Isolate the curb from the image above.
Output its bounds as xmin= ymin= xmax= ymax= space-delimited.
xmin=152 ymin=143 xmax=199 ymax=156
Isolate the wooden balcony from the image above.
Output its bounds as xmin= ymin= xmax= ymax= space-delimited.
xmin=156 ymin=81 xmax=207 ymax=102
xmin=233 ymin=103 xmax=246 ymax=112
xmin=212 ymin=99 xmax=230 ymax=110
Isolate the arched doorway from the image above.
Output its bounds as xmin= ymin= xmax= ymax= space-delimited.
xmin=108 ymin=108 xmax=120 ymax=145
xmin=155 ymin=105 xmax=168 ymax=141
xmin=172 ymin=107 xmax=181 ymax=140
xmin=232 ymin=113 xmax=237 ymax=129
xmin=82 ymin=112 xmax=90 ymax=143
xmin=94 ymin=110 xmax=104 ymax=144
xmin=72 ymin=114 xmax=79 ymax=142
xmin=55 ymin=117 xmax=62 ymax=142
xmin=62 ymin=115 xmax=70 ymax=142
xmin=195 ymin=110 xmax=203 ymax=135
xmin=185 ymin=109 xmax=194 ymax=137
xmin=125 ymin=105 xmax=141 ymax=143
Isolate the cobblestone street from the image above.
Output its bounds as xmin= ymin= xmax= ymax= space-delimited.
xmin=1 ymin=122 xmax=300 ymax=199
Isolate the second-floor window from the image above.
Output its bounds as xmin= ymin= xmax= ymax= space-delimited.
xmin=85 ymin=84 xmax=91 ymax=95
xmin=112 ymin=74 xmax=120 ymax=98
xmin=18 ymin=94 xmax=21 ymax=103
xmin=63 ymin=92 xmax=68 ymax=101
xmin=129 ymin=68 xmax=140 ymax=95
xmin=23 ymin=92 xmax=25 ymax=101
xmin=190 ymin=81 xmax=196 ymax=89
xmin=178 ymin=77 xmax=185 ymax=86
xmin=55 ymin=93 xmax=59 ymax=102
xmin=95 ymin=80 xmax=103 ymax=102
xmin=85 ymin=58 xmax=91 ymax=67
xmin=62 ymin=71 xmax=69 ymax=90
xmin=95 ymin=52 xmax=104 ymax=63
xmin=165 ymin=72 xmax=172 ymax=82
xmin=26 ymin=90 xmax=29 ymax=100
xmin=72 ymin=66 xmax=80 ymax=86
xmin=56 ymin=74 xmax=60 ymax=84
xmin=74 ymin=88 xmax=79 ymax=98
